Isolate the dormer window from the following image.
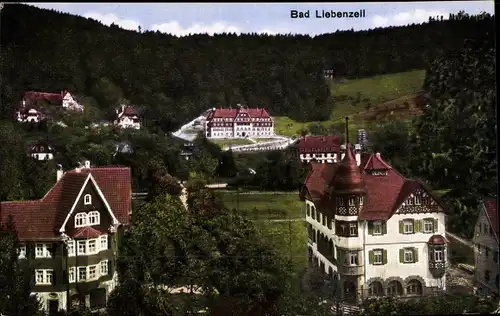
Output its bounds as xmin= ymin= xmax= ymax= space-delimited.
xmin=75 ymin=213 xmax=87 ymax=227
xmin=84 ymin=194 xmax=92 ymax=205
xmin=88 ymin=211 xmax=100 ymax=226
xmin=349 ymin=198 xmax=356 ymax=206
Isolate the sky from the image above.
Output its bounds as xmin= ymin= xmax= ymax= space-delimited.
xmin=25 ymin=2 xmax=495 ymax=36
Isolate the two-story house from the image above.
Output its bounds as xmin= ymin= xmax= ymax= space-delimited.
xmin=473 ymin=198 xmax=499 ymax=296
xmin=300 ymin=120 xmax=448 ymax=303
xmin=0 ymin=161 xmax=132 ymax=314
xmin=114 ymin=105 xmax=141 ymax=129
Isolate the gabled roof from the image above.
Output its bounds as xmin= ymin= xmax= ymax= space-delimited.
xmin=364 ymin=152 xmax=392 ymax=170
xmin=72 ymin=226 xmax=104 ymax=239
xmin=483 ymin=198 xmax=498 ymax=238
xmin=297 ymin=135 xmax=341 ymax=153
xmin=120 ymin=105 xmax=138 ymax=116
xmin=206 ymin=107 xmax=271 ymax=120
xmin=301 ymin=152 xmax=445 ymax=221
xmin=0 ymin=166 xmax=132 ymax=241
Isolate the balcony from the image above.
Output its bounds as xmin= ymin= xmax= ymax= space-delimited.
xmin=337 ymin=265 xmax=364 ymax=276
xmin=429 ymin=261 xmax=446 ymax=278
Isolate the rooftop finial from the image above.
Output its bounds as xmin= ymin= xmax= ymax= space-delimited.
xmin=345 ymin=117 xmax=349 ymax=145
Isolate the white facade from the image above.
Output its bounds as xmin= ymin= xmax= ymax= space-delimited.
xmin=205 ymin=107 xmax=274 ymax=139
xmin=31 ymin=152 xmax=54 ymax=161
xmin=305 ymin=189 xmax=447 ymax=300
xmin=17 ymin=108 xmax=42 ymax=123
xmin=115 ymin=105 xmax=141 ymax=130
xmin=299 ymin=144 xmax=362 ymax=164
xmin=61 ymin=92 xmax=84 ymax=111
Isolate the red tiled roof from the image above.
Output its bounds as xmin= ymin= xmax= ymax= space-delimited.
xmin=428 ymin=235 xmax=448 ymax=245
xmin=301 ymin=151 xmax=440 ymax=221
xmin=1 ymin=166 xmax=132 ymax=241
xmin=297 ymin=136 xmax=341 ymax=153
xmin=206 ymin=107 xmax=271 ymax=120
xmin=23 ymin=91 xmax=63 ymax=104
xmin=72 ymin=226 xmax=104 ymax=239
xmin=330 ymin=144 xmax=366 ymax=195
xmin=120 ymin=105 xmax=138 ymax=116
xmin=364 ymin=152 xmax=392 ymax=170
xmin=484 ymin=198 xmax=498 ymax=237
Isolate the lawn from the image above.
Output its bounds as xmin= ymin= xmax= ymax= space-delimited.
xmin=257 ymin=221 xmax=308 ymax=275
xmin=273 ymin=69 xmax=426 ymax=137
xmin=218 ymin=191 xmax=304 ymax=220
xmin=210 ymin=138 xmax=254 ymax=148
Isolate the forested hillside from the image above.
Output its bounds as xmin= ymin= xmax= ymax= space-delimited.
xmin=0 ymin=5 xmax=495 ymax=132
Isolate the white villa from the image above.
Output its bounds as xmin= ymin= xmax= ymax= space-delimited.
xmin=300 ymin=125 xmax=448 ymax=302
xmin=114 ymin=105 xmax=141 ymax=130
xmin=204 ymin=105 xmax=274 ymax=139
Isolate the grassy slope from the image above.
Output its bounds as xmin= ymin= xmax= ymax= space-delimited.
xmin=219 ymin=191 xmax=303 ymax=219
xmin=274 ymin=69 xmax=426 ymax=137
xmin=210 ymin=138 xmax=254 ymax=148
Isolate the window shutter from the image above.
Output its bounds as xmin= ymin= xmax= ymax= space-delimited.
xmin=399 ymin=221 xmax=403 ymax=234
xmin=368 ymin=222 xmax=373 ymax=235
xmin=414 ymin=220 xmax=420 ymax=233
xmin=369 ymin=250 xmax=374 ymax=264
xmin=382 ymin=249 xmax=388 ymax=265
xmin=434 ymin=219 xmax=439 ymax=233
xmin=399 ymin=249 xmax=404 ymax=263
xmin=413 ymin=248 xmax=418 ymax=262
xmin=382 ymin=221 xmax=387 ymax=235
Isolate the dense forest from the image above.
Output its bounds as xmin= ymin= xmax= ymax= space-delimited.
xmin=0 ymin=4 xmax=495 ymax=132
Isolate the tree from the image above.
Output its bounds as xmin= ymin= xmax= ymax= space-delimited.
xmin=0 ymin=121 xmax=27 ymax=201
xmin=0 ymin=216 xmax=44 ymax=316
xmin=409 ymin=35 xmax=496 ymax=237
xmin=215 ymin=150 xmax=238 ymax=178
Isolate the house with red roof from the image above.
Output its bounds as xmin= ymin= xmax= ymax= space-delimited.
xmin=0 ymin=161 xmax=132 ymax=313
xmin=300 ymin=119 xmax=448 ymax=302
xmin=114 ymin=105 xmax=140 ymax=129
xmin=204 ymin=105 xmax=274 ymax=139
xmin=295 ymin=135 xmax=363 ymax=164
xmin=472 ymin=198 xmax=499 ymax=296
xmin=15 ymin=90 xmax=84 ymax=123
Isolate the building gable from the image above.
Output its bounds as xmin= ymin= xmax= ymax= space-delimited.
xmin=394 ymin=182 xmax=443 ymax=215
xmin=59 ymin=174 xmax=118 ymax=233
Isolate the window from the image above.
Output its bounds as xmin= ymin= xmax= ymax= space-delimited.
xmin=100 ymin=261 xmax=108 ymax=276
xmin=406 ymin=280 xmax=422 ymax=295
xmin=88 ymin=211 xmax=100 ymax=225
xmin=316 ymin=211 xmax=320 ymax=222
xmin=403 ymin=220 xmax=414 ymax=234
xmin=348 ymin=198 xmax=356 ymax=206
xmin=88 ymin=265 xmax=97 ymax=280
xmin=349 ymin=223 xmax=357 ymax=236
xmin=35 ymin=244 xmax=44 ymax=258
xmin=84 ymin=194 xmax=92 ymax=205
xmin=483 ymin=223 xmax=488 ymax=234
xmin=35 ymin=270 xmax=44 ymax=284
xmin=69 ymin=267 xmax=75 ymax=283
xmin=404 ymin=249 xmax=414 ymax=263
xmin=35 ymin=269 xmax=53 ymax=285
xmin=407 ymin=197 xmax=414 ymax=205
xmin=373 ymin=221 xmax=382 ymax=235
xmin=434 ymin=249 xmax=444 ymax=262
xmin=423 ymin=219 xmax=434 ymax=233
xmin=337 ymin=197 xmax=344 ymax=206
xmin=359 ymin=197 xmax=364 ymax=206
xmin=485 ymin=270 xmax=490 ymax=282
xmin=88 ymin=240 xmax=97 ymax=253
xmin=78 ymin=267 xmax=87 ymax=281
xmin=77 ymin=240 xmax=86 ymax=255
xmin=19 ymin=245 xmax=26 ymax=259
xmin=75 ymin=212 xmax=87 ymax=227
xmin=312 ymin=207 xmax=316 ymax=219
xmin=322 ymin=216 xmax=326 ymax=226
xmin=346 ymin=252 xmax=358 ymax=266
xmin=490 ymin=227 xmax=494 ymax=236
xmin=46 ymin=244 xmax=54 ymax=257
xmin=100 ymin=236 xmax=108 ymax=250
xmin=415 ymin=196 xmax=421 ymax=205
xmin=67 ymin=240 xmax=75 ymax=256
xmin=373 ymin=250 xmax=383 ymax=265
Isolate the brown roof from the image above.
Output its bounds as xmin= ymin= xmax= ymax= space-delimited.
xmin=428 ymin=235 xmax=448 ymax=245
xmin=484 ymin=198 xmax=498 ymax=237
xmin=72 ymin=226 xmax=104 ymax=239
xmin=330 ymin=143 xmax=366 ymax=195
xmin=206 ymin=107 xmax=271 ymax=120
xmin=1 ymin=166 xmax=132 ymax=241
xmin=121 ymin=105 xmax=138 ymax=116
xmin=364 ymin=152 xmax=392 ymax=170
xmin=23 ymin=91 xmax=63 ymax=106
xmin=302 ymin=151 xmax=441 ymax=221
xmin=297 ymin=136 xmax=341 ymax=153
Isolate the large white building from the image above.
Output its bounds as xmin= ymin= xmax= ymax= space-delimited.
xmin=204 ymin=105 xmax=274 ymax=139
xmin=300 ymin=140 xmax=448 ymax=302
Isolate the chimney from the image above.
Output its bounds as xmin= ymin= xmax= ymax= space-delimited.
xmin=84 ymin=160 xmax=91 ymax=169
xmin=56 ymin=164 xmax=64 ymax=181
xmin=376 ymin=152 xmax=381 ymax=159
xmin=354 ymin=144 xmax=361 ymax=166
